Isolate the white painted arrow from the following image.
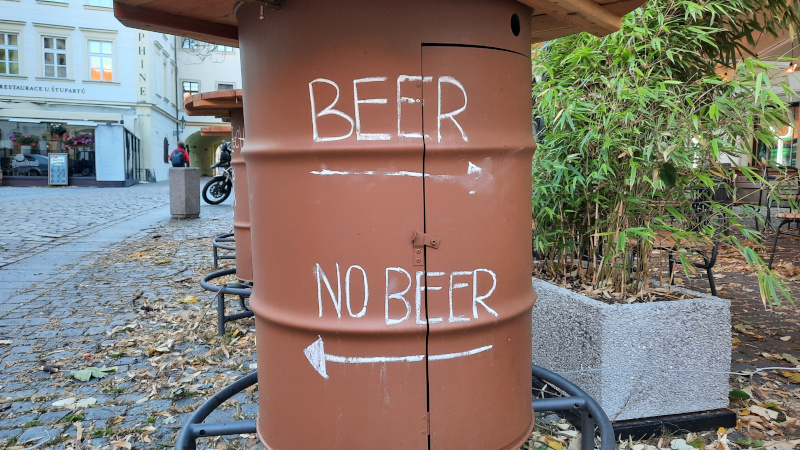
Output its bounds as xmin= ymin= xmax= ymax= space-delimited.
xmin=303 ymin=336 xmax=493 ymax=379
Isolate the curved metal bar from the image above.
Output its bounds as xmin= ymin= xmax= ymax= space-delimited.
xmin=200 ymin=268 xmax=253 ymax=296
xmin=175 ymin=371 xmax=259 ymax=450
xmin=212 ymin=232 xmax=236 ymax=268
xmin=531 ymin=364 xmax=615 ymax=450
xmin=213 ymin=232 xmax=236 ymax=250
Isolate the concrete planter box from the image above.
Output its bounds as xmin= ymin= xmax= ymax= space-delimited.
xmin=531 ymin=277 xmax=731 ymax=421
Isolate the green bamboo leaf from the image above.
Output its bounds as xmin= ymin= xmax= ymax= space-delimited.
xmin=660 ymin=163 xmax=678 ymax=188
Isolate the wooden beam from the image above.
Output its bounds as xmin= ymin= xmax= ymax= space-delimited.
xmin=113 ymin=2 xmax=238 ymax=47
xmin=520 ymin=0 xmax=622 ymax=37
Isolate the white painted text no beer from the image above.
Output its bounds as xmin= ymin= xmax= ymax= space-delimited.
xmin=315 ymin=263 xmax=498 ymax=326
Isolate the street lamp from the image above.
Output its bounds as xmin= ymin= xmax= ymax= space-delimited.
xmin=174 ymin=116 xmax=187 ymax=137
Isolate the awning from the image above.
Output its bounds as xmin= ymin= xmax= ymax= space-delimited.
xmin=0 ymin=109 xmax=121 ymax=123
xmin=1 ymin=117 xmax=42 ymax=123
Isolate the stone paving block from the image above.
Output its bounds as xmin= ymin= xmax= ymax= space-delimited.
xmin=0 ymin=382 xmax=30 ymax=391
xmin=0 ymin=413 xmax=40 ymax=427
xmin=17 ymin=425 xmax=66 ymax=446
xmin=0 ymin=428 xmax=22 ymax=442
xmin=7 ymin=401 xmax=42 ymax=414
xmin=61 ymin=317 xmax=96 ymax=324
xmin=0 ymin=389 xmax=37 ymax=399
xmin=240 ymin=403 xmax=259 ymax=417
xmin=85 ymin=326 xmax=112 ymax=336
xmin=206 ymin=408 xmax=235 ymax=423
xmin=31 ymin=330 xmax=58 ymax=339
xmin=3 ymin=363 xmax=37 ymax=374
xmin=38 ymin=410 xmax=70 ymax=423
xmin=58 ymin=328 xmax=87 ymax=338
xmin=2 ymin=354 xmax=37 ymax=364
xmin=29 ymin=371 xmax=57 ymax=381
xmin=82 ymin=405 xmax=127 ymax=420
xmin=126 ymin=400 xmax=172 ymax=417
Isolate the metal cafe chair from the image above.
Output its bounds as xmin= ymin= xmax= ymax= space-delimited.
xmin=728 ymin=165 xmax=768 ymax=233
xmin=767 ymin=173 xmax=800 ymax=268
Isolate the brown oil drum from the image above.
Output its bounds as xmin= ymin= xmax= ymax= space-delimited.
xmin=229 ymin=108 xmax=253 ymax=282
xmin=237 ymin=0 xmax=536 ymax=447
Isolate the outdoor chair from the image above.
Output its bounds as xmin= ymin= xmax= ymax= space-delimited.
xmin=766 ymin=173 xmax=800 ymax=268
xmin=654 ymin=231 xmax=719 ymax=296
xmin=765 ymin=173 xmax=800 ymax=232
xmin=729 ymin=167 xmax=768 ymax=232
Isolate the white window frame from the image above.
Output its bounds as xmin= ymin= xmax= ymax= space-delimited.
xmin=81 ymin=28 xmax=117 ymax=83
xmin=85 ymin=0 xmax=112 ymax=7
xmin=217 ymin=82 xmax=235 ymax=90
xmin=34 ymin=23 xmax=74 ymax=81
xmin=181 ymin=37 xmax=198 ymax=49
xmin=87 ymin=39 xmax=114 ymax=81
xmin=162 ymin=51 xmax=169 ymax=98
xmin=182 ymin=80 xmax=199 ymax=99
xmin=0 ymin=31 xmax=21 ymax=76
xmin=42 ymin=35 xmax=68 ymax=79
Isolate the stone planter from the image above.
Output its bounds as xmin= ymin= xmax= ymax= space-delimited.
xmin=531 ymin=277 xmax=730 ymax=421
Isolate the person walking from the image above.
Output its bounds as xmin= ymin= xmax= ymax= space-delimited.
xmin=170 ymin=141 xmax=190 ymax=167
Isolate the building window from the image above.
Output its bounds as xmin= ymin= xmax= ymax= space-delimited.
xmin=85 ymin=0 xmax=112 ymax=6
xmin=217 ymin=83 xmax=234 ymax=90
xmin=88 ymin=40 xmax=113 ymax=81
xmin=162 ymin=57 xmax=168 ymax=97
xmin=216 ymin=44 xmax=234 ymax=52
xmin=182 ymin=80 xmax=199 ymax=98
xmin=181 ymin=38 xmax=198 ymax=49
xmin=43 ymin=36 xmax=67 ymax=78
xmin=0 ymin=33 xmax=20 ymax=75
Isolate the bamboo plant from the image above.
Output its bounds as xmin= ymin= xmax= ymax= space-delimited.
xmin=531 ymin=0 xmax=800 ymax=306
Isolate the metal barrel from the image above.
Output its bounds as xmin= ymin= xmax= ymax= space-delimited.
xmin=238 ymin=0 xmax=536 ymax=447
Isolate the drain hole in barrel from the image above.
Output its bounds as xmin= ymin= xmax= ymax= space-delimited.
xmin=511 ymin=13 xmax=521 ymax=36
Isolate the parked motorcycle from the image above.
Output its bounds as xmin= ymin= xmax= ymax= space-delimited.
xmin=202 ymin=142 xmax=233 ymax=204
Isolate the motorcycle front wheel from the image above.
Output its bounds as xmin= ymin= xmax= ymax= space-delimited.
xmin=202 ymin=176 xmax=232 ymax=204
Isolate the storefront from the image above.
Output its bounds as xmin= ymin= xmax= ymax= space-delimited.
xmin=757 ymin=103 xmax=799 ymax=168
xmin=0 ymin=118 xmax=140 ymax=187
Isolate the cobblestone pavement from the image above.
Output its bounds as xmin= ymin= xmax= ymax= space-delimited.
xmin=0 ymin=183 xmax=258 ymax=449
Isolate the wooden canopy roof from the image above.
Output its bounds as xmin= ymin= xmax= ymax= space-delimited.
xmin=183 ymin=89 xmax=243 ymax=118
xmin=113 ymin=0 xmax=645 ymax=47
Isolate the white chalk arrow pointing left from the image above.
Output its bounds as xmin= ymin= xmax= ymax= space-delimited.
xmin=303 ymin=336 xmax=493 ymax=379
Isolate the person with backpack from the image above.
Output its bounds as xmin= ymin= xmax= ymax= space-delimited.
xmin=170 ymin=141 xmax=190 ymax=167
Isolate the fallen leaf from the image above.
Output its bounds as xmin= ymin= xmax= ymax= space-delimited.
xmin=782 ymin=371 xmax=800 ymax=383
xmin=110 ymin=441 xmax=132 ymax=449
xmin=178 ymin=296 xmax=199 ymax=303
xmin=155 ymin=258 xmax=173 ymax=265
xmin=780 ymin=353 xmax=800 ymax=365
xmin=780 ymin=336 xmax=792 ymax=341
xmin=71 ymin=366 xmax=118 ymax=381
xmin=750 ymin=405 xmax=780 ymax=421
xmin=76 ymin=397 xmax=97 ymax=408
xmin=729 ymin=390 xmax=750 ymax=400
xmin=671 ymin=438 xmax=695 ymax=450
xmin=52 ymin=397 xmax=77 ymax=408
xmin=545 ymin=437 xmax=563 ymax=450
